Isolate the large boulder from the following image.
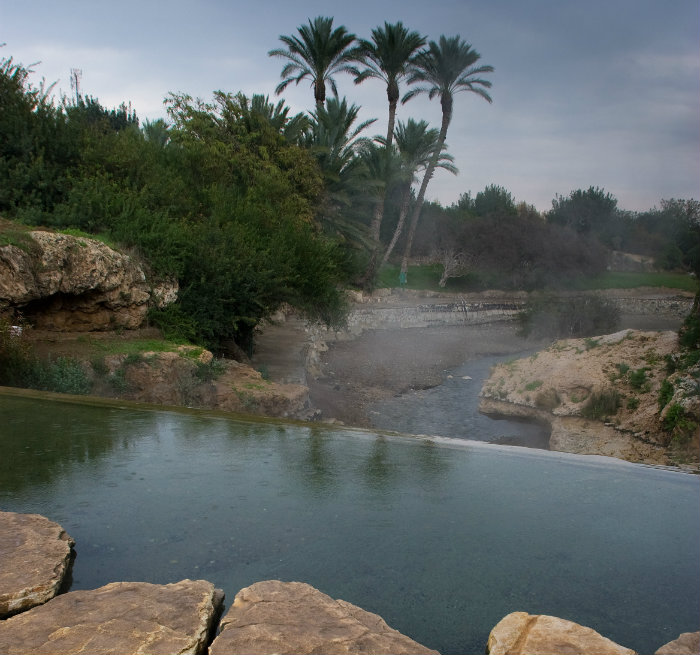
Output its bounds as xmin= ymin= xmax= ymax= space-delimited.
xmin=0 ymin=511 xmax=75 ymax=617
xmin=487 ymin=612 xmax=636 ymax=655
xmin=655 ymin=632 xmax=700 ymax=655
xmin=0 ymin=579 xmax=224 ymax=655
xmin=209 ymin=580 xmax=439 ymax=655
xmin=0 ymin=230 xmax=176 ymax=330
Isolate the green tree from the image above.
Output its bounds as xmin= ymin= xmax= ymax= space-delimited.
xmin=399 ymin=35 xmax=493 ymax=280
xmin=473 ymin=184 xmax=516 ymax=217
xmin=548 ymin=186 xmax=619 ymax=237
xmin=353 ymin=22 xmax=426 ymax=148
xmin=268 ymin=16 xmax=361 ymax=109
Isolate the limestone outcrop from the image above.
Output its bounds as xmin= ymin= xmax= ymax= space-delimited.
xmin=487 ymin=612 xmax=636 ymax=655
xmin=93 ymin=346 xmax=312 ymax=418
xmin=480 ymin=329 xmax=698 ymax=465
xmin=0 ymin=579 xmax=224 ymax=655
xmin=655 ymin=631 xmax=700 ymax=655
xmin=0 ymin=511 xmax=74 ymax=617
xmin=209 ymin=580 xmax=439 ymax=655
xmin=0 ymin=230 xmax=176 ymax=330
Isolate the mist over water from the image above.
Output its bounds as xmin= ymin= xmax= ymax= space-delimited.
xmin=2 ymin=394 xmax=698 ymax=655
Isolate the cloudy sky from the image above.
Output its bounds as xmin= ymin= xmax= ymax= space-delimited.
xmin=2 ymin=0 xmax=698 ymax=212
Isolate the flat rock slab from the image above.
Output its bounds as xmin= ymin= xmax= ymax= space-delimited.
xmin=0 ymin=579 xmax=224 ymax=655
xmin=656 ymin=631 xmax=700 ymax=655
xmin=210 ymin=580 xmax=439 ymax=655
xmin=0 ymin=511 xmax=75 ymax=617
xmin=487 ymin=611 xmax=636 ymax=655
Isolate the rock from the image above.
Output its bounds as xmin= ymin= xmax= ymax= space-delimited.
xmin=487 ymin=612 xmax=636 ymax=655
xmin=0 ymin=511 xmax=75 ymax=617
xmin=0 ymin=230 xmax=175 ymax=331
xmin=0 ymin=579 xmax=224 ymax=655
xmin=479 ymin=329 xmax=692 ymax=465
xmin=209 ymin=580 xmax=439 ymax=655
xmin=655 ymin=632 xmax=700 ymax=655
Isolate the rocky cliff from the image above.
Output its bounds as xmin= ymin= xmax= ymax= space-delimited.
xmin=0 ymin=228 xmax=176 ymax=330
xmin=479 ymin=329 xmax=699 ymax=466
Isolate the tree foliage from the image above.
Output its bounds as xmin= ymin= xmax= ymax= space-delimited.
xmin=1 ymin=56 xmax=349 ymax=354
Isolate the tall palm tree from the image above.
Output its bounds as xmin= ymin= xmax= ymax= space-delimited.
xmin=398 ymin=35 xmax=493 ymax=280
xmin=268 ymin=16 xmax=361 ymax=109
xmin=381 ymin=119 xmax=457 ymax=268
xmin=353 ymin=22 xmax=426 ymax=148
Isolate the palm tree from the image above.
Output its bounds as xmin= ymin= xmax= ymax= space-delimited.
xmin=381 ymin=119 xmax=457 ymax=268
xmin=353 ymin=22 xmax=426 ymax=147
xmin=356 ymin=140 xmax=404 ymax=286
xmin=234 ymin=92 xmax=309 ymax=143
xmin=268 ymin=16 xmax=361 ymax=109
xmin=398 ymin=35 xmax=493 ymax=280
xmin=303 ymin=97 xmax=377 ymax=245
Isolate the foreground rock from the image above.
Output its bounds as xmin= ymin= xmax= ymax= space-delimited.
xmin=0 ymin=511 xmax=74 ymax=617
xmin=656 ymin=632 xmax=700 ymax=655
xmin=487 ymin=612 xmax=636 ymax=655
xmin=480 ymin=329 xmax=699 ymax=465
xmin=0 ymin=229 xmax=176 ymax=330
xmin=209 ymin=580 xmax=439 ymax=655
xmin=0 ymin=580 xmax=223 ymax=655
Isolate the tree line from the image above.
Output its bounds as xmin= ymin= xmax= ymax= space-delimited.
xmin=1 ymin=17 xmax=698 ymax=354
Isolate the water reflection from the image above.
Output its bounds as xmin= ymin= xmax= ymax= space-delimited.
xmin=0 ymin=395 xmax=146 ymax=493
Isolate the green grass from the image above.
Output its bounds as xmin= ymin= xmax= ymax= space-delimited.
xmin=376 ymin=265 xmax=698 ymax=294
xmin=78 ymin=337 xmax=186 ymax=356
xmin=567 ymin=271 xmax=698 ymax=293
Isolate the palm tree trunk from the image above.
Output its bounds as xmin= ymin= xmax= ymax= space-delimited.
xmin=380 ymin=184 xmax=411 ymax=268
xmin=400 ymin=97 xmax=452 ymax=279
xmin=386 ymin=99 xmax=397 ymax=148
xmin=360 ymin=200 xmax=385 ymax=288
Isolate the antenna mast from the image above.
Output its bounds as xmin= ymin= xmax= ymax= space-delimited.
xmin=70 ymin=68 xmax=82 ymax=102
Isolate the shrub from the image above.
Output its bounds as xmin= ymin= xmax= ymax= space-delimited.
xmin=663 ymin=403 xmax=698 ymax=445
xmin=581 ymin=388 xmax=622 ymax=419
xmin=658 ymin=379 xmax=674 ymax=410
xmin=627 ymin=396 xmax=640 ymax=410
xmin=628 ymin=367 xmax=649 ymax=390
xmin=30 ymin=357 xmax=92 ymax=395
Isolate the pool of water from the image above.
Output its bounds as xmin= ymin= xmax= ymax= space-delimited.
xmin=1 ymin=393 xmax=698 ymax=654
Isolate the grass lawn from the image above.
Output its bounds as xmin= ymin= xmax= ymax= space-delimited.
xmin=376 ymin=265 xmax=698 ymax=294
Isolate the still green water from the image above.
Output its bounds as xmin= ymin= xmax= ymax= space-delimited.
xmin=1 ymin=392 xmax=698 ymax=654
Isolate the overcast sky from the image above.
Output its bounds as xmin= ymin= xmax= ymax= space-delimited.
xmin=2 ymin=0 xmax=698 ymax=212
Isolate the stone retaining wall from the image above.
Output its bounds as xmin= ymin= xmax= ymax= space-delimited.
xmin=345 ymin=295 xmax=693 ymax=332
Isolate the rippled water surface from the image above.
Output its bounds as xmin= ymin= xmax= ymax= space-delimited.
xmin=369 ymin=352 xmax=549 ymax=447
xmin=1 ymin=393 xmax=698 ymax=654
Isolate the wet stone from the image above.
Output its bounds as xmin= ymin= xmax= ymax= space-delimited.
xmin=487 ymin=611 xmax=636 ymax=655
xmin=0 ymin=579 xmax=224 ymax=655
xmin=0 ymin=511 xmax=75 ymax=617
xmin=210 ymin=579 xmax=439 ymax=655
